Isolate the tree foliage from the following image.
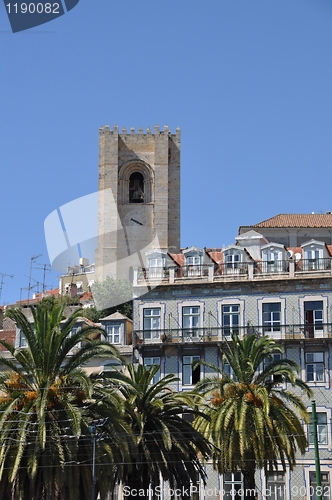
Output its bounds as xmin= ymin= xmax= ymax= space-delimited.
xmin=101 ymin=364 xmax=211 ymax=499
xmin=0 ymin=302 xmax=126 ymax=500
xmin=194 ymin=333 xmax=312 ymax=500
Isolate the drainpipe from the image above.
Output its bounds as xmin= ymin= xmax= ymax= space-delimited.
xmin=311 ymin=400 xmax=322 ymax=500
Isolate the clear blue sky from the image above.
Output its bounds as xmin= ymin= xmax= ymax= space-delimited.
xmin=1 ymin=0 xmax=332 ymax=305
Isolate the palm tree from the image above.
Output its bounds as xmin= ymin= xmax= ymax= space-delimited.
xmin=103 ymin=363 xmax=211 ymax=499
xmin=193 ymin=333 xmax=312 ymax=500
xmin=0 ymin=301 xmax=128 ymax=500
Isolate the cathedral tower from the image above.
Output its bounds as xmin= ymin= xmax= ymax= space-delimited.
xmin=95 ymin=124 xmax=180 ymax=282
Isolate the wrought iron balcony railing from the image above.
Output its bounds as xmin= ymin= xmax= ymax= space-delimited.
xmin=133 ymin=323 xmax=332 ymax=346
xmin=133 ymin=257 xmax=332 ymax=285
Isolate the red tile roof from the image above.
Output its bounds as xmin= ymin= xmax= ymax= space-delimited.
xmin=240 ymin=214 xmax=332 ymax=229
xmin=206 ymin=250 xmax=224 ymax=264
xmin=169 ymin=253 xmax=185 ymax=267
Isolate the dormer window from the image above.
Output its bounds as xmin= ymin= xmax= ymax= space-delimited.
xmin=262 ymin=249 xmax=282 ymax=273
xmin=223 ymin=249 xmax=242 ymax=273
xmin=147 ymin=254 xmax=166 ymax=279
xmin=182 ymin=247 xmax=204 ymax=277
xmin=302 ymin=242 xmax=325 ymax=270
xmin=186 ymin=255 xmax=201 ymax=266
xmin=185 ymin=255 xmax=201 ymax=276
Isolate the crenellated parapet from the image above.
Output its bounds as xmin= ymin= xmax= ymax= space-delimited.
xmin=99 ymin=124 xmax=180 ymax=140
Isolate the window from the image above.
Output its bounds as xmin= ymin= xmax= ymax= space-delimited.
xmin=106 ymin=324 xmax=121 ymax=344
xmin=182 ymin=355 xmax=200 ymax=385
xmin=148 ymin=257 xmax=164 ymax=279
xmin=69 ymin=326 xmax=81 ymax=339
xmin=143 ymin=308 xmax=161 ymax=340
xmin=222 ymin=304 xmax=240 ymax=336
xmin=18 ymin=329 xmax=27 ymax=348
xmin=264 ymin=353 xmax=282 ymax=383
xmin=306 ymin=352 xmax=325 ymax=382
xmin=68 ymin=326 xmax=82 ymax=349
xmin=308 ymin=413 xmax=328 ymax=445
xmin=223 ymin=361 xmax=236 ymax=380
xmin=103 ymin=360 xmax=122 ymax=372
xmin=309 ymin=471 xmax=330 ymax=500
xmin=262 ymin=303 xmax=281 ymax=332
xmin=182 ymin=306 xmax=200 ymax=339
xmin=223 ymin=472 xmax=243 ymax=500
xmin=186 ymin=256 xmax=201 ymax=266
xmin=144 ymin=357 xmax=161 ymax=383
xmin=185 ymin=255 xmax=201 ymax=276
xmin=304 ymin=249 xmax=323 ymax=270
xmin=263 ymin=250 xmax=283 ymax=273
xmin=266 ymin=472 xmax=285 ymax=500
xmin=304 ymin=301 xmax=323 ymax=338
xmin=225 ymin=252 xmax=241 ymax=271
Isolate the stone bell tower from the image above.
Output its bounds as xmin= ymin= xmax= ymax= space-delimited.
xmin=95 ymin=124 xmax=180 ymax=282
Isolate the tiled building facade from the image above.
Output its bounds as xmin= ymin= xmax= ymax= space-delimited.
xmin=132 ymin=219 xmax=332 ymax=500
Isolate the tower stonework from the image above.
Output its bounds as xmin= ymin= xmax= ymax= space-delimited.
xmin=95 ymin=124 xmax=180 ymax=282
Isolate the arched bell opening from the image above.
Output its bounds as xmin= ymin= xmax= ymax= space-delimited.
xmin=129 ymin=172 xmax=144 ymax=203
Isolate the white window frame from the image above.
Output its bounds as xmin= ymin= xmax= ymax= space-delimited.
xmin=185 ymin=254 xmax=202 ymax=276
xmin=304 ymin=468 xmax=331 ymax=500
xmin=139 ymin=302 xmax=165 ymax=342
xmin=143 ymin=308 xmax=161 ymax=340
xmin=222 ymin=304 xmax=240 ymax=337
xmin=309 ymin=470 xmax=331 ymax=500
xmin=222 ymin=472 xmax=244 ymax=500
xmin=305 ymin=352 xmax=325 ymax=383
xmin=147 ymin=256 xmax=165 ymax=279
xmin=106 ymin=323 xmax=121 ymax=344
xmin=262 ymin=470 xmax=289 ymax=500
xmin=182 ymin=306 xmax=200 ymax=340
xmin=178 ymin=301 xmax=204 ymax=342
xmin=262 ymin=246 xmax=284 ymax=273
xmin=224 ymin=250 xmax=243 ymax=273
xmin=17 ymin=328 xmax=27 ymax=348
xmin=307 ymin=407 xmax=331 ymax=449
xmin=218 ymin=299 xmax=245 ymax=340
xmin=299 ymin=295 xmax=328 ymax=339
xmin=258 ymin=298 xmax=286 ymax=339
xmin=302 ymin=242 xmax=325 ymax=271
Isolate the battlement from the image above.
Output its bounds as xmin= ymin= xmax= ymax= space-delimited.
xmin=99 ymin=124 xmax=180 ymax=139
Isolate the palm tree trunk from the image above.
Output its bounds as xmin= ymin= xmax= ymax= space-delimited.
xmin=243 ymin=454 xmax=257 ymax=500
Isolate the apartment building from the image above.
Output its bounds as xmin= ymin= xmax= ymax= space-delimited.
xmin=132 ymin=220 xmax=332 ymax=500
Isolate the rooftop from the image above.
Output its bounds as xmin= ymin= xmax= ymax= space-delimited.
xmin=239 ymin=213 xmax=332 ymax=230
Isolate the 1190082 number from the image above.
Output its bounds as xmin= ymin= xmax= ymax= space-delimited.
xmin=6 ymin=3 xmax=60 ymax=14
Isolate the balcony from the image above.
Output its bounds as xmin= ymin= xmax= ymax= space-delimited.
xmin=254 ymin=260 xmax=289 ymax=275
xmin=295 ymin=258 xmax=332 ymax=273
xmin=133 ymin=257 xmax=332 ymax=286
xmin=133 ymin=323 xmax=332 ymax=346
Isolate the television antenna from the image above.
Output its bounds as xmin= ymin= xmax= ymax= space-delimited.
xmin=28 ymin=254 xmax=42 ymax=304
xmin=0 ymin=273 xmax=13 ymax=304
